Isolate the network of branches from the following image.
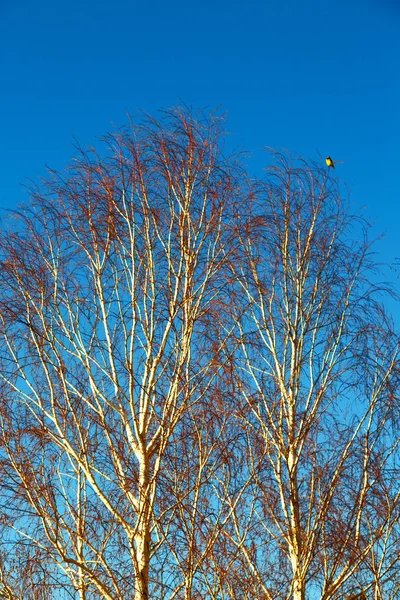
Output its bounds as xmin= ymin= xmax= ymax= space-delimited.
xmin=0 ymin=108 xmax=399 ymax=600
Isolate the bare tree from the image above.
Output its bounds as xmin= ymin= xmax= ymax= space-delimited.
xmin=1 ymin=113 xmax=399 ymax=600
xmin=0 ymin=109 xmax=241 ymax=599
xmin=223 ymin=153 xmax=400 ymax=600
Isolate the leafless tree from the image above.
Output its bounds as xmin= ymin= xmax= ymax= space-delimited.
xmin=0 ymin=109 xmax=242 ymax=599
xmin=0 ymin=113 xmax=399 ymax=600
xmin=223 ymin=152 xmax=400 ymax=600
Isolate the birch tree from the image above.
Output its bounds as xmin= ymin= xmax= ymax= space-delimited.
xmin=1 ymin=114 xmax=399 ymax=600
xmin=226 ymin=153 xmax=400 ymax=600
xmin=0 ymin=109 xmax=241 ymax=599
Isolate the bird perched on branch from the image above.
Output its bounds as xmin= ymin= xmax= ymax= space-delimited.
xmin=326 ymin=156 xmax=335 ymax=169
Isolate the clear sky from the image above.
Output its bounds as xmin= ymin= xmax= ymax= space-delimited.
xmin=0 ymin=0 xmax=399 ymax=267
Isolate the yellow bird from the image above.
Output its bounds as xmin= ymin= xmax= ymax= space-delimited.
xmin=326 ymin=156 xmax=335 ymax=169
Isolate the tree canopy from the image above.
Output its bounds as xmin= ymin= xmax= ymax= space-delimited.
xmin=0 ymin=108 xmax=399 ymax=600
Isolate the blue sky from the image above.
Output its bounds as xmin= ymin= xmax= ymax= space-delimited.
xmin=0 ymin=0 xmax=399 ymax=267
